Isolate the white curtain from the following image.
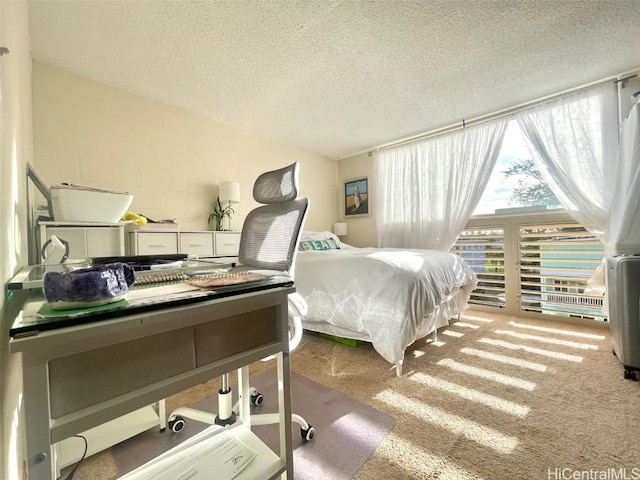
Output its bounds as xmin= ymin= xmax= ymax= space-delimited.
xmin=373 ymin=119 xmax=508 ymax=251
xmin=607 ymin=100 xmax=640 ymax=255
xmin=516 ymin=82 xmax=619 ymax=240
xmin=516 ymin=82 xmax=618 ymax=294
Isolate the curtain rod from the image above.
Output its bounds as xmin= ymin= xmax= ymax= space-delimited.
xmin=351 ymin=67 xmax=640 ymax=158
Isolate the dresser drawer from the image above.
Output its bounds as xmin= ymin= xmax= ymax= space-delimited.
xmin=214 ymin=232 xmax=241 ymax=256
xmin=44 ymin=227 xmax=88 ymax=260
xmin=131 ymin=232 xmax=179 ymax=255
xmin=180 ymin=232 xmax=214 ymax=256
xmin=86 ymin=227 xmax=125 ymax=257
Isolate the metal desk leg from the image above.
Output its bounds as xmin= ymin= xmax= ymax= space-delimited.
xmin=237 ymin=366 xmax=250 ymax=425
xmin=277 ymin=350 xmax=293 ymax=480
xmin=158 ymin=399 xmax=166 ymax=430
xmin=23 ymin=354 xmax=56 ymax=480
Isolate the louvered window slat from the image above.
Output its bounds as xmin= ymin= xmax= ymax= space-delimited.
xmin=519 ymin=273 xmax=592 ymax=282
xmin=474 ymin=271 xmax=506 ymax=277
xmin=521 ymin=240 xmax=600 ymax=247
xmin=476 ymin=279 xmax=506 ymax=286
xmin=520 ymin=257 xmax=602 ymax=265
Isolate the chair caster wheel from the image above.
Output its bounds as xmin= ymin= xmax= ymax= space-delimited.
xmin=624 ymin=369 xmax=637 ymax=381
xmin=301 ymin=425 xmax=315 ymax=441
xmin=168 ymin=415 xmax=186 ymax=433
xmin=251 ymin=392 xmax=264 ymax=406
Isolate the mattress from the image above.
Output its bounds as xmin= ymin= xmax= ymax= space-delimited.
xmin=294 ymin=245 xmax=477 ymax=365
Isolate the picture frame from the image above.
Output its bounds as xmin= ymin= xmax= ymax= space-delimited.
xmin=344 ymin=177 xmax=370 ymax=217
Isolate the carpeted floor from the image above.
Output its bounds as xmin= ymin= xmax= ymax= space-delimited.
xmin=109 ymin=369 xmax=395 ymax=479
xmin=64 ymin=310 xmax=640 ymax=480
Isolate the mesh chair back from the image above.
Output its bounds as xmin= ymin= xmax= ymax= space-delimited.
xmin=253 ymin=163 xmax=299 ymax=204
xmin=238 ymin=163 xmax=309 ymax=273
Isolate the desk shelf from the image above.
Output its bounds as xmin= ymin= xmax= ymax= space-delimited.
xmin=55 ymin=406 xmax=160 ymax=471
xmin=120 ymin=424 xmax=285 ymax=480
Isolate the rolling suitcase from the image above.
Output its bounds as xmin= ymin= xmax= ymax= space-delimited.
xmin=607 ymin=255 xmax=640 ymax=380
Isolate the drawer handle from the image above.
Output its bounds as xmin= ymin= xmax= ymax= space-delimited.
xmin=189 ymin=243 xmax=205 ymax=247
xmin=223 ymin=243 xmax=236 ymax=246
xmin=148 ymin=244 xmax=168 ymax=248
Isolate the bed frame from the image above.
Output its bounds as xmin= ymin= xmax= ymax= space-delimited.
xmin=302 ymin=289 xmax=468 ymax=376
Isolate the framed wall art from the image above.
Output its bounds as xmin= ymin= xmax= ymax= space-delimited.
xmin=344 ymin=177 xmax=370 ymax=217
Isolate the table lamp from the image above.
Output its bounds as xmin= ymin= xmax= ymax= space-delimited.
xmin=218 ymin=181 xmax=240 ymax=231
xmin=333 ymin=222 xmax=348 ymax=237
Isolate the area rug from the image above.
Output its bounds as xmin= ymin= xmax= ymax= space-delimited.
xmin=110 ymin=368 xmax=395 ymax=479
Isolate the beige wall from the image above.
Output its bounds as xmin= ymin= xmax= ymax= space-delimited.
xmin=336 ymin=152 xmax=377 ymax=247
xmin=32 ymin=62 xmax=338 ymax=232
xmin=1 ymin=2 xmax=32 ymax=479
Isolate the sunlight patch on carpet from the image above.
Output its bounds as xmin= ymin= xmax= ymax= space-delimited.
xmin=409 ymin=372 xmax=530 ymax=417
xmin=460 ymin=347 xmax=548 ymax=372
xmin=437 ymin=358 xmax=536 ymax=391
xmin=375 ymin=390 xmax=519 ymax=454
xmin=451 ymin=321 xmax=480 ymax=329
xmin=507 ymin=321 xmax=607 ymax=340
xmin=461 ymin=314 xmax=494 ymax=323
xmin=494 ymin=330 xmax=599 ymax=350
xmin=377 ymin=434 xmax=485 ymax=480
xmin=478 ymin=337 xmax=584 ymax=362
xmin=442 ymin=330 xmax=464 ymax=338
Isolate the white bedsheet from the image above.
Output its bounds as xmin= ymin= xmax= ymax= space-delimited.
xmin=295 ymin=247 xmax=477 ymax=364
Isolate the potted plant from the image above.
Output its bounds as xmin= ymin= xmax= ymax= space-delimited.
xmin=208 ymin=198 xmax=234 ymax=231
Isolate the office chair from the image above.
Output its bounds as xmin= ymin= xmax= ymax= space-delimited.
xmin=166 ymin=162 xmax=315 ymax=441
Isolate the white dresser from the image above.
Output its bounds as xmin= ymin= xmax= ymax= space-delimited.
xmin=37 ymin=221 xmax=126 ymax=262
xmin=128 ymin=229 xmax=241 ymax=258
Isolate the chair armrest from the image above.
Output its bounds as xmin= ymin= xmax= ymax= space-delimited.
xmin=288 ymin=292 xmax=308 ymax=317
xmin=287 ymin=293 xmax=307 ymax=351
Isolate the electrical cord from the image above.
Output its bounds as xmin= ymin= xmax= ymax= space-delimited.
xmin=64 ymin=435 xmax=87 ymax=480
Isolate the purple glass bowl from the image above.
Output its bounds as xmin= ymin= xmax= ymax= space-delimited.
xmin=43 ymin=262 xmax=135 ymax=310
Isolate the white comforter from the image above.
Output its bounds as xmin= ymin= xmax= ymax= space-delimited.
xmin=294 ymin=247 xmax=477 ymax=364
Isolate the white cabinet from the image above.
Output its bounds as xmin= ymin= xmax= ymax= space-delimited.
xmin=38 ymin=222 xmax=126 ymax=262
xmin=127 ymin=230 xmax=241 ymax=258
xmin=40 ymin=224 xmax=241 ymax=260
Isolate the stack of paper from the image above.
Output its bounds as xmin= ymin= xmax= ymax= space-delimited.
xmin=120 ymin=426 xmax=257 ymax=480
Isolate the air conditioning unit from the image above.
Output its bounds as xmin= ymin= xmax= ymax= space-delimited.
xmin=607 ymin=255 xmax=640 ymax=380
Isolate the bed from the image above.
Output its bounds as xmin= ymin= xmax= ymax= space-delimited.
xmin=294 ymin=231 xmax=478 ymax=375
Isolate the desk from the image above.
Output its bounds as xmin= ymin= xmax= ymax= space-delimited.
xmin=10 ymin=279 xmax=295 ymax=480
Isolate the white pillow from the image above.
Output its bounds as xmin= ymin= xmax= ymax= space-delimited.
xmin=300 ymin=230 xmax=353 ymax=249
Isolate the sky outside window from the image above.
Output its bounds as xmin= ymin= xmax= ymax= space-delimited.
xmin=473 ymin=120 xmax=558 ymax=215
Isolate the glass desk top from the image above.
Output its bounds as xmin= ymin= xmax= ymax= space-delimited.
xmin=7 ymin=257 xmax=237 ymax=290
xmin=8 ymin=260 xmax=293 ymax=338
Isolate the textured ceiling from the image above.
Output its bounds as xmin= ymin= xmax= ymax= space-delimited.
xmin=28 ymin=1 xmax=640 ymax=159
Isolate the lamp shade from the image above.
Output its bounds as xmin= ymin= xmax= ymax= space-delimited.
xmin=219 ymin=181 xmax=240 ymax=203
xmin=333 ymin=222 xmax=348 ymax=236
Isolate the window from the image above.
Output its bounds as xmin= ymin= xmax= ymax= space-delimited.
xmin=473 ymin=121 xmax=560 ymax=216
